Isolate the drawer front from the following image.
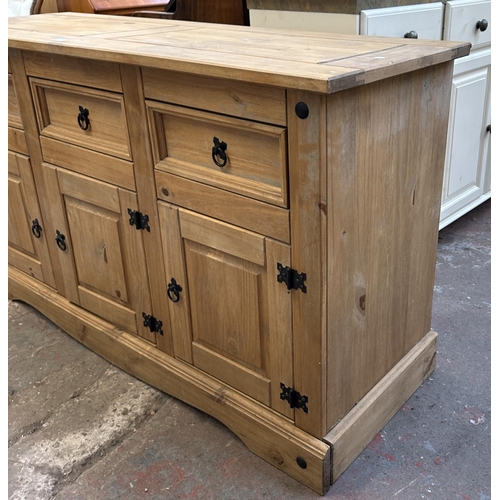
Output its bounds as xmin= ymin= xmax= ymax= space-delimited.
xmin=142 ymin=67 xmax=287 ymax=126
xmin=444 ymin=0 xmax=491 ymax=49
xmin=148 ymin=102 xmax=288 ymax=207
xmin=8 ymin=74 xmax=23 ymax=129
xmin=31 ymin=78 xmax=131 ymax=160
xmin=360 ymin=3 xmax=444 ymax=40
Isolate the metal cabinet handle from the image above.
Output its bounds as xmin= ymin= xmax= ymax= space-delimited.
xmin=167 ymin=278 xmax=183 ymax=303
xmin=55 ymin=230 xmax=67 ymax=251
xmin=77 ymin=106 xmax=90 ymax=131
xmin=486 ymin=124 xmax=491 ymax=134
xmin=212 ymin=137 xmax=228 ymax=168
xmin=404 ymin=30 xmax=418 ymax=39
xmin=31 ymin=219 xmax=42 ymax=238
xmin=476 ymin=19 xmax=488 ymax=32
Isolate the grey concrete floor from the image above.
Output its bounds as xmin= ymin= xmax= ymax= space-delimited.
xmin=8 ymin=200 xmax=491 ymax=500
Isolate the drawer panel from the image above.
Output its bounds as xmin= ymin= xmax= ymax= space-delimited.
xmin=149 ymin=102 xmax=288 ymax=207
xmin=360 ymin=3 xmax=444 ymax=40
xmin=156 ymin=170 xmax=291 ymax=243
xmin=8 ymin=74 xmax=23 ymax=129
xmin=31 ymin=78 xmax=131 ymax=160
xmin=23 ymin=52 xmax=122 ymax=92
xmin=142 ymin=67 xmax=287 ymax=126
xmin=444 ymin=0 xmax=491 ymax=50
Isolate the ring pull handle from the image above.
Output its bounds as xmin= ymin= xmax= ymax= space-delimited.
xmin=31 ymin=219 xmax=42 ymax=239
xmin=77 ymin=106 xmax=90 ymax=131
xmin=55 ymin=230 xmax=67 ymax=251
xmin=404 ymin=30 xmax=418 ymax=39
xmin=212 ymin=137 xmax=228 ymax=168
xmin=476 ymin=19 xmax=488 ymax=32
xmin=167 ymin=278 xmax=183 ymax=303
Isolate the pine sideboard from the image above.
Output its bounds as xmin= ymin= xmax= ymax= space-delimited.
xmin=8 ymin=14 xmax=469 ymax=494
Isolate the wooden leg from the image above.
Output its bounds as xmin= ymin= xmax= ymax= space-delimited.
xmin=8 ymin=266 xmax=331 ymax=495
xmin=324 ymin=330 xmax=437 ymax=483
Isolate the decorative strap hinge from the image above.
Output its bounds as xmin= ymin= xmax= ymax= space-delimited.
xmin=280 ymin=383 xmax=308 ymax=413
xmin=128 ymin=209 xmax=150 ymax=231
xmin=277 ymin=263 xmax=306 ymax=293
xmin=142 ymin=312 xmax=163 ymax=335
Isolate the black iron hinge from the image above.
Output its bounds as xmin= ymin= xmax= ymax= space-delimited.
xmin=128 ymin=209 xmax=150 ymax=231
xmin=277 ymin=263 xmax=306 ymax=293
xmin=142 ymin=312 xmax=163 ymax=335
xmin=280 ymin=383 xmax=308 ymax=413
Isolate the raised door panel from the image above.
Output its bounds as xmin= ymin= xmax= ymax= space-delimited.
xmin=51 ymin=166 xmax=155 ymax=343
xmin=8 ymin=151 xmax=56 ymax=287
xmin=158 ymin=202 xmax=294 ymax=419
xmin=441 ymin=58 xmax=489 ymax=225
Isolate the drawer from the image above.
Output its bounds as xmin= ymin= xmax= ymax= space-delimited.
xmin=142 ymin=67 xmax=287 ymax=126
xmin=148 ymin=101 xmax=288 ymax=207
xmin=8 ymin=74 xmax=23 ymax=129
xmin=444 ymin=0 xmax=491 ymax=50
xmin=360 ymin=3 xmax=444 ymax=40
xmin=30 ymin=78 xmax=131 ymax=161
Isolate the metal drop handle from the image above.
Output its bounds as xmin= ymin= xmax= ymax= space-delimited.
xmin=212 ymin=137 xmax=228 ymax=168
xmin=31 ymin=219 xmax=42 ymax=239
xmin=77 ymin=106 xmax=90 ymax=131
xmin=476 ymin=19 xmax=488 ymax=32
xmin=404 ymin=30 xmax=418 ymax=39
xmin=55 ymin=230 xmax=67 ymax=251
xmin=167 ymin=278 xmax=183 ymax=303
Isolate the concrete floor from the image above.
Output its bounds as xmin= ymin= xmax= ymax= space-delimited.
xmin=8 ymin=200 xmax=491 ymax=500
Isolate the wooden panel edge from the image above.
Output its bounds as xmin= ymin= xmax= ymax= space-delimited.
xmin=8 ymin=266 xmax=331 ymax=495
xmin=323 ymin=330 xmax=437 ymax=483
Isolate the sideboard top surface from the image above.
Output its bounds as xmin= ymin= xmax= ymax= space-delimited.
xmin=9 ymin=13 xmax=470 ymax=93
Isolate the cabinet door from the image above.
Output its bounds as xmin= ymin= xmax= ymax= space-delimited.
xmin=441 ymin=50 xmax=490 ymax=227
xmin=8 ymin=151 xmax=55 ymax=287
xmin=46 ymin=165 xmax=156 ymax=343
xmin=159 ymin=202 xmax=294 ymax=418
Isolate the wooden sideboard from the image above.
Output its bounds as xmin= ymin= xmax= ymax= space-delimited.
xmin=8 ymin=13 xmax=469 ymax=494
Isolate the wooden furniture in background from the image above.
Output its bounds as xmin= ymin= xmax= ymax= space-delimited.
xmin=8 ymin=13 xmax=469 ymax=494
xmin=52 ymin=0 xmax=249 ymax=24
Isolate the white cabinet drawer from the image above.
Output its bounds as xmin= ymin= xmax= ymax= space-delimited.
xmin=360 ymin=3 xmax=444 ymax=40
xmin=444 ymin=0 xmax=491 ymax=49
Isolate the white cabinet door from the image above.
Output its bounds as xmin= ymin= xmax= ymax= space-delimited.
xmin=440 ymin=48 xmax=491 ymax=228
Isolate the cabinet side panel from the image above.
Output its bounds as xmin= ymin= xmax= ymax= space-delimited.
xmin=326 ymin=62 xmax=453 ymax=430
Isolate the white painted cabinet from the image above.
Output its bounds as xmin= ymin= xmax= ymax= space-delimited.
xmin=440 ymin=48 xmax=491 ymax=227
xmin=249 ymin=0 xmax=492 ymax=228
xmin=440 ymin=0 xmax=491 ymax=227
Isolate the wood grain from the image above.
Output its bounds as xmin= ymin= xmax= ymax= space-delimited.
xmin=9 ymin=266 xmax=332 ymax=495
xmin=324 ymin=330 xmax=437 ymax=482
xmin=325 ymin=63 xmax=453 ymax=430
xmin=8 ymin=13 xmax=470 ymax=94
xmin=30 ymin=78 xmax=131 ymax=160
xmin=287 ymin=90 xmax=327 ymax=439
xmin=142 ymin=67 xmax=286 ymax=126
xmin=155 ymin=170 xmax=291 ymax=243
xmin=120 ymin=63 xmax=174 ymax=355
xmin=148 ymin=101 xmax=288 ymax=207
